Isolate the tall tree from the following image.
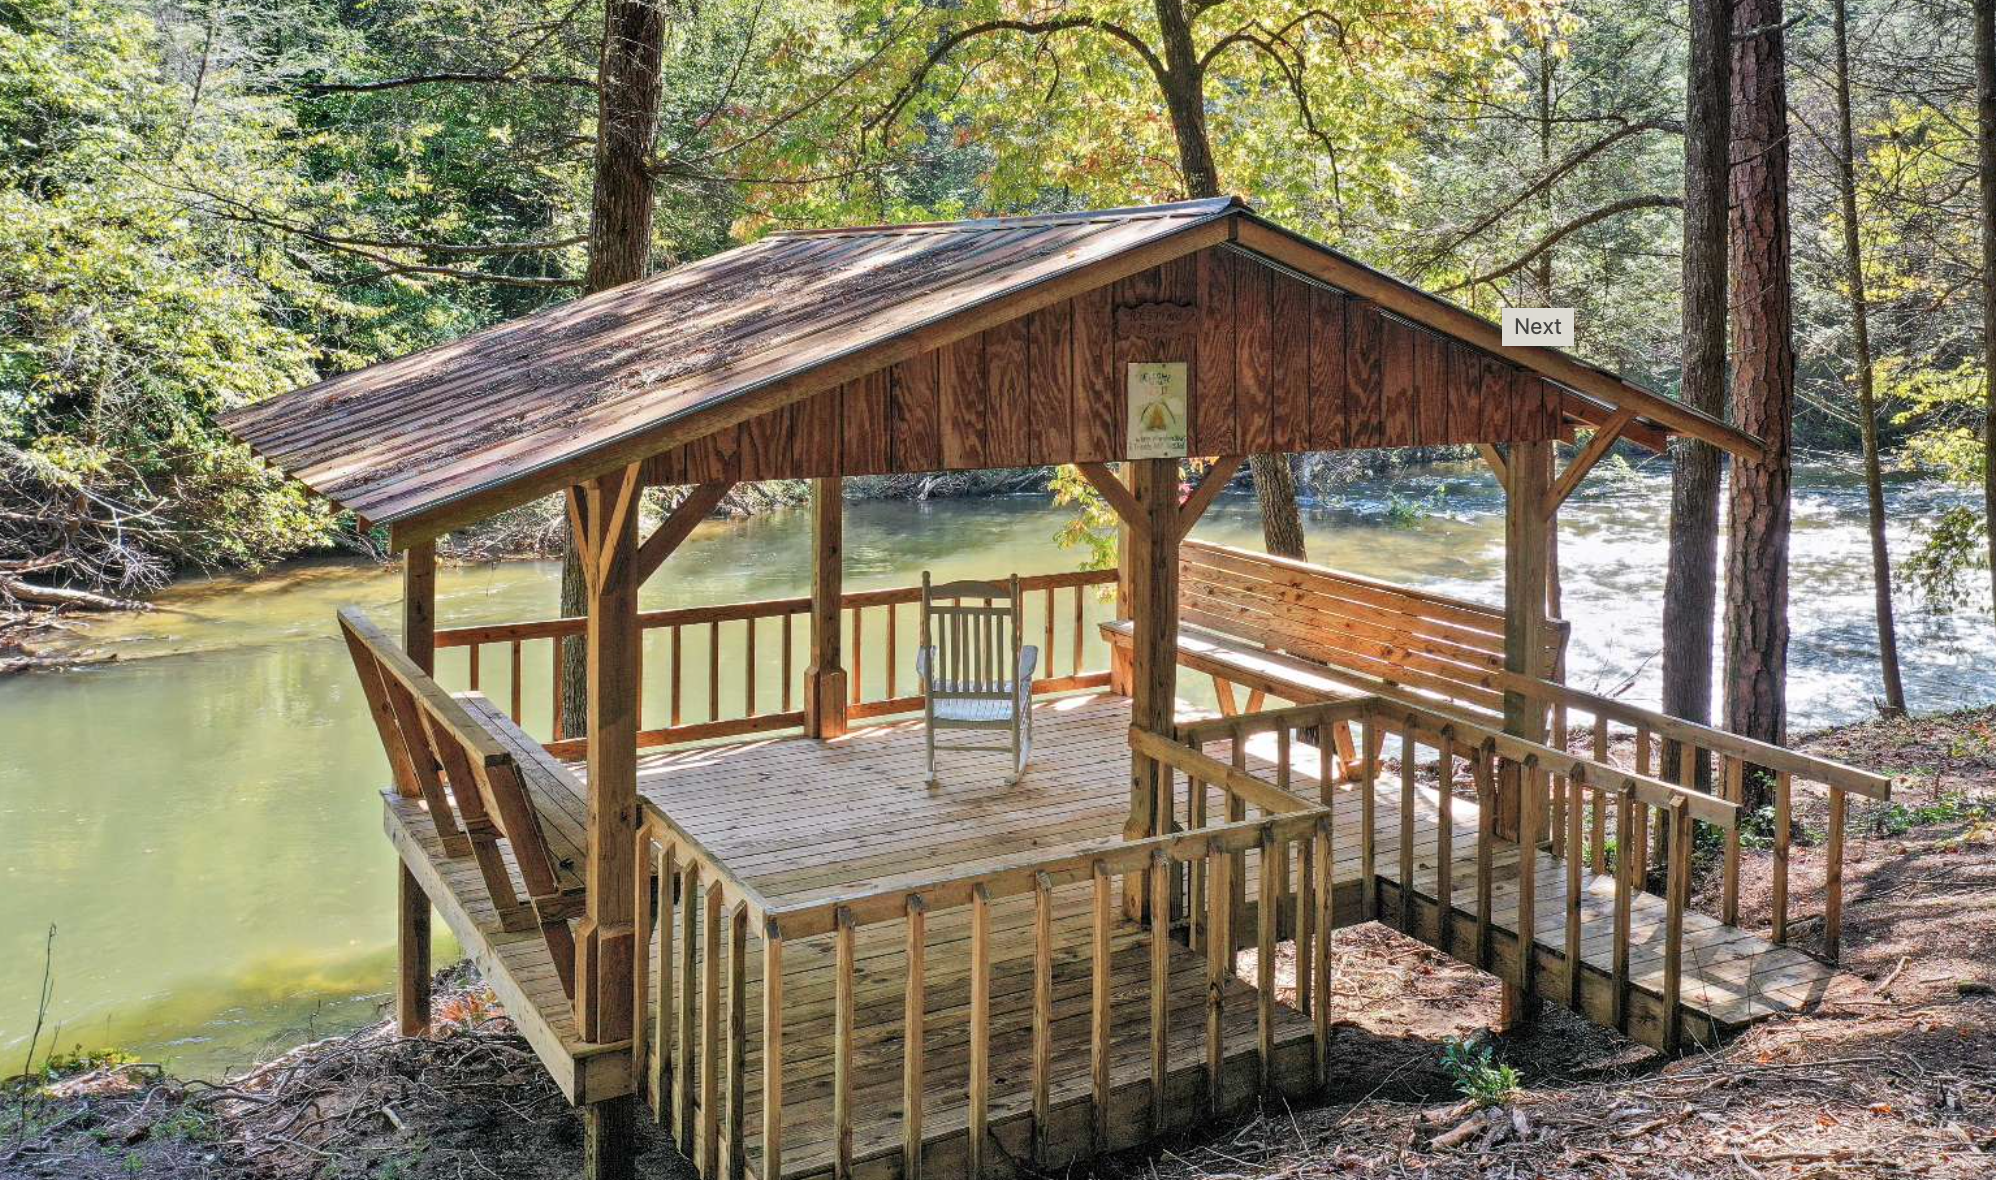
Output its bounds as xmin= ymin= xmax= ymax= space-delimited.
xmin=1662 ymin=0 xmax=1731 ymax=742
xmin=1724 ymin=0 xmax=1796 ymax=801
xmin=1978 ymin=0 xmax=1996 ymax=624
xmin=560 ymin=0 xmax=669 ymax=739
xmin=1830 ymin=0 xmax=1907 ymax=714
xmin=852 ymin=2 xmax=1546 ymax=561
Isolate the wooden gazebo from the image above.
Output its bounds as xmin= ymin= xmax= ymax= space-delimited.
xmin=223 ymin=198 xmax=1888 ymax=1180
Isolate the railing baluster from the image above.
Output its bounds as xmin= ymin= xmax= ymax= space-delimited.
xmin=725 ymin=903 xmax=747 ymax=1180
xmin=1149 ymin=848 xmax=1171 ymax=1133
xmin=762 ymin=917 xmax=784 ymax=1180
xmin=1474 ymin=741 xmax=1495 ymax=972
xmin=1031 ymin=872 xmax=1054 ymax=1166
xmin=781 ymin=612 xmax=793 ymax=714
xmin=1772 ymin=769 xmax=1792 ymax=943
xmin=1611 ymin=785 xmax=1635 ymax=1033
xmin=1311 ymin=815 xmax=1334 ymax=1088
xmin=549 ymin=637 xmax=563 ymax=741
xmin=1043 ymin=586 xmax=1055 ymax=677
xmin=1590 ymin=715 xmax=1609 ymax=873
xmin=1826 ymin=786 xmax=1846 ymax=962
xmin=1070 ymin=584 xmax=1083 ymax=676
xmin=1204 ymin=841 xmax=1229 ymax=1117
xmin=1255 ymin=832 xmax=1277 ymax=1096
xmin=1549 ymin=703 xmax=1567 ymax=857
xmin=833 ymin=906 xmax=855 ymax=1180
xmin=1398 ymin=717 xmax=1417 ymax=935
xmin=1296 ymin=812 xmax=1314 ymax=1013
xmin=653 ymin=844 xmax=676 ymax=1127
xmin=1564 ymin=768 xmax=1585 ymax=1009
xmin=1228 ymin=724 xmax=1248 ymax=950
xmin=707 ymin=619 xmax=720 ymax=723
xmin=675 ymin=863 xmax=700 ymax=1147
xmin=744 ymin=617 xmax=757 ymax=717
xmin=886 ymin=602 xmax=898 ymax=701
xmin=851 ymin=607 xmax=864 ymax=706
xmin=1362 ymin=721 xmax=1381 ymax=919
xmin=509 ymin=640 xmax=523 ymax=722
xmin=468 ymin=643 xmax=480 ymax=692
xmin=1662 ymin=797 xmax=1691 ymax=1053
xmin=902 ymin=896 xmax=925 ymax=1180
xmin=1436 ymin=726 xmax=1456 ymax=954
xmin=1276 ymin=722 xmax=1293 ymax=933
xmin=1188 ymin=771 xmax=1207 ymax=950
xmin=1631 ymin=726 xmax=1652 ymax=883
xmin=700 ymin=883 xmax=722 ymax=1175
xmin=1516 ymin=755 xmax=1539 ymax=1002
xmin=968 ymin=885 xmax=991 ymax=1178
xmin=1090 ymin=861 xmax=1112 ymax=1152
xmin=634 ymin=830 xmax=654 ymax=1114
xmin=1722 ymin=755 xmax=1742 ymax=925
xmin=671 ymin=624 xmax=684 ymax=729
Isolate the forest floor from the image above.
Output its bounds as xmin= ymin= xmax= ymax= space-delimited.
xmin=5 ymin=706 xmax=1992 ymax=1180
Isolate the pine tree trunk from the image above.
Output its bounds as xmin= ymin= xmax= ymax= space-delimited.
xmin=560 ymin=0 xmax=667 ymax=738
xmin=1977 ymin=0 xmax=1996 ymax=624
xmin=1153 ymin=0 xmax=1307 ymax=560
xmin=1661 ymin=0 xmax=1730 ymax=742
xmin=1833 ymin=0 xmax=1906 ymax=716
xmin=1724 ymin=0 xmax=1795 ymax=809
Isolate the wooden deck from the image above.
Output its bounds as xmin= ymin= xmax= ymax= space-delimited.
xmin=385 ymin=690 xmax=1842 ymax=1180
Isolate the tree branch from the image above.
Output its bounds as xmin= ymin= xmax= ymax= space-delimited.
xmin=1440 ymin=194 xmax=1683 ymax=294
xmin=303 ymin=71 xmax=596 ymax=96
xmin=865 ymin=17 xmax=1166 ymax=135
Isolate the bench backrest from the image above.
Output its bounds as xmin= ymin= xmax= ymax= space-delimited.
xmin=1177 ymin=541 xmax=1568 ymax=718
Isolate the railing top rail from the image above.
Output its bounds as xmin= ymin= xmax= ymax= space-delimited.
xmin=432 ymin=567 xmax=1117 ymax=647
xmin=1174 ymin=697 xmax=1373 ymax=743
xmin=338 ymin=607 xmax=511 ymax=766
xmin=1131 ymin=726 xmax=1324 ymax=816
xmin=765 ymin=806 xmax=1328 ymax=939
xmin=1500 ymin=671 xmax=1892 ymax=799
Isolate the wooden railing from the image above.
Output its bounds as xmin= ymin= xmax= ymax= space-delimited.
xmin=433 ymin=568 xmax=1117 ymax=758
xmin=635 ymin=810 xmax=781 ymax=1180
xmin=635 ymin=767 xmax=1338 ymax=1180
xmin=1500 ymin=674 xmax=1888 ymax=964
xmin=1168 ymin=696 xmax=1739 ymax=1053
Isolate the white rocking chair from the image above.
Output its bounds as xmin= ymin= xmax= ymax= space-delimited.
xmin=917 ymin=573 xmax=1037 ymax=785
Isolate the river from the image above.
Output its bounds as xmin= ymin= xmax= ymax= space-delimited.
xmin=2 ymin=459 xmax=1989 ymax=1079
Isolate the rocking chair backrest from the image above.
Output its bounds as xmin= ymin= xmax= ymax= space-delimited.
xmin=920 ymin=573 xmax=1024 ymax=692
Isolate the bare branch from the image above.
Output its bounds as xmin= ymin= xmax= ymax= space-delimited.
xmin=1441 ymin=195 xmax=1684 ymax=294
xmin=303 ymin=72 xmax=596 ymax=96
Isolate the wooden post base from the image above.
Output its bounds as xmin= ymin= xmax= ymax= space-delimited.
xmin=397 ymin=862 xmax=432 ymax=1037
xmin=581 ymin=1094 xmax=638 ymax=1180
xmin=804 ymin=668 xmax=848 ymax=738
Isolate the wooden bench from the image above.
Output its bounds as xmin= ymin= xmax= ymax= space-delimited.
xmin=339 ymin=607 xmax=585 ymax=998
xmin=1105 ymin=540 xmax=1569 ymax=770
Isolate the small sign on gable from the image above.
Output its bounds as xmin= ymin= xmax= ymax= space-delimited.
xmin=1126 ymin=362 xmax=1188 ymax=459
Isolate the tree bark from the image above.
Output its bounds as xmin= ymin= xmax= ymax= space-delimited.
xmin=1977 ymin=0 xmax=1996 ymax=623
xmin=1153 ymin=0 xmax=1307 ymax=559
xmin=1724 ymin=0 xmax=1795 ymax=808
xmin=560 ymin=0 xmax=668 ymax=738
xmin=1661 ymin=0 xmax=1730 ymax=749
xmin=1833 ymin=0 xmax=1906 ymax=716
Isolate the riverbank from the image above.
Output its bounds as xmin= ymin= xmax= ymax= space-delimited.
xmin=7 ymin=705 xmax=1990 ymax=1180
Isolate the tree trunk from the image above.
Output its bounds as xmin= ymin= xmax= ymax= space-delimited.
xmin=1153 ymin=0 xmax=1307 ymax=559
xmin=1834 ymin=0 xmax=1906 ymax=716
xmin=1661 ymin=0 xmax=1730 ymax=748
xmin=1977 ymin=0 xmax=1996 ymax=623
xmin=1724 ymin=0 xmax=1795 ymax=809
xmin=560 ymin=0 xmax=668 ymax=738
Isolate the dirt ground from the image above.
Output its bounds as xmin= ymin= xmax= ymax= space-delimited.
xmin=5 ymin=709 xmax=1993 ymax=1179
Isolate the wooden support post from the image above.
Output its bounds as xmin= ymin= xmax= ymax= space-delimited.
xmin=576 ymin=466 xmax=641 ymax=1046
xmin=1499 ymin=439 xmax=1551 ymax=1031
xmin=582 ymin=1096 xmax=637 ymax=1180
xmin=1125 ymin=458 xmax=1182 ymax=922
xmin=397 ymin=541 xmax=435 ymax=1037
xmin=804 ymin=477 xmax=848 ymax=738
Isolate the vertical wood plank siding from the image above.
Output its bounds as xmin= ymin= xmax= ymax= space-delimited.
xmin=641 ymin=246 xmax=1564 ymax=484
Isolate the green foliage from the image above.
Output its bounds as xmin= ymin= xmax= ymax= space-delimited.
xmin=1050 ymin=463 xmax=1120 ymax=574
xmin=1440 ymin=1035 xmax=1520 ymax=1107
xmin=1874 ymin=790 xmax=1992 ymax=838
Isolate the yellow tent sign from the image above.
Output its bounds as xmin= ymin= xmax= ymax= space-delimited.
xmin=1126 ymin=361 xmax=1187 ymax=460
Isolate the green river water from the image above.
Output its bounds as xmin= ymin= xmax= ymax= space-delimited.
xmin=2 ymin=461 xmax=1989 ymax=1079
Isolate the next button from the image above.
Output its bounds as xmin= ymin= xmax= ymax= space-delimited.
xmin=1500 ymin=307 xmax=1575 ymax=347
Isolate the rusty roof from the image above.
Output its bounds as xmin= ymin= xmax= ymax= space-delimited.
xmin=221 ymin=198 xmax=1756 ymax=544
